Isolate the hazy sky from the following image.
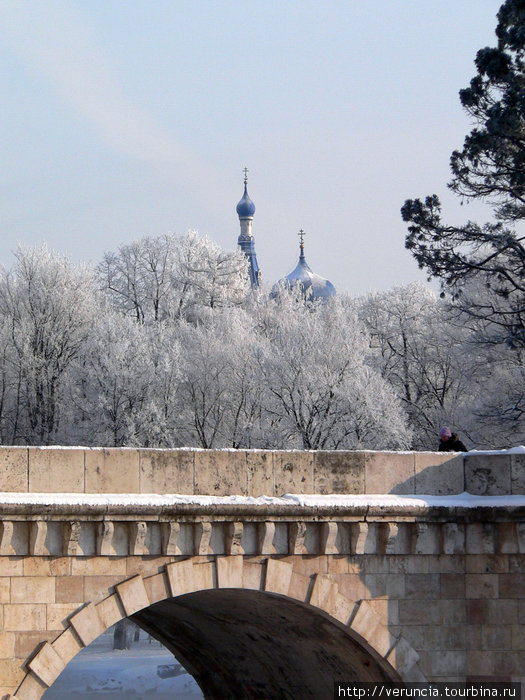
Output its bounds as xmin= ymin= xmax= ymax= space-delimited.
xmin=0 ymin=1 xmax=503 ymax=294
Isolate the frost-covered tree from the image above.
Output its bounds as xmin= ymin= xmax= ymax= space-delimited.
xmin=99 ymin=231 xmax=250 ymax=323
xmin=73 ymin=310 xmax=183 ymax=447
xmin=359 ymin=283 xmax=479 ymax=449
xmin=0 ymin=246 xmax=97 ymax=444
xmin=255 ymin=292 xmax=412 ymax=450
xmin=173 ymin=231 xmax=250 ymax=317
xmin=98 ymin=234 xmax=178 ymax=323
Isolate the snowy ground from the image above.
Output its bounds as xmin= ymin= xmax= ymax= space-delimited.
xmin=43 ymin=628 xmax=203 ymax=699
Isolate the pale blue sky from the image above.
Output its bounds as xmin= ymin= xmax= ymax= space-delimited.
xmin=0 ymin=1 xmax=502 ymax=293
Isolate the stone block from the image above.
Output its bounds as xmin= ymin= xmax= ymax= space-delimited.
xmin=440 ymin=573 xmax=465 ymax=598
xmin=0 ymin=631 xmax=15 ymax=658
xmin=217 ymin=556 xmax=243 ymax=588
xmin=27 ymin=641 xmax=65 ymax=687
xmin=166 ymin=560 xmax=195 ymax=596
xmin=405 ymin=573 xmax=439 ymax=599
xmin=386 ymin=636 xmax=420 ymax=677
xmin=330 ymin=593 xmax=356 ymax=625
xmin=0 ymin=558 xmax=23 ymax=577
xmin=414 ymin=452 xmax=464 ymax=495
xmin=83 ymin=575 xmax=124 ymax=604
xmin=143 ymin=572 xmax=170 ymax=604
xmin=309 ymin=574 xmax=338 ymax=610
xmin=4 ymin=604 xmax=46 ymax=631
xmin=511 ymin=453 xmax=525 ymax=494
xmin=0 ymin=659 xmax=25 ymax=688
xmin=96 ymin=594 xmax=125 ymax=629
xmin=23 ymin=557 xmax=69 ymax=577
xmin=47 ymin=604 xmax=80 ymax=631
xmin=14 ymin=631 xmax=53 ymax=659
xmin=481 ymin=625 xmax=512 ymax=650
xmin=273 ymin=451 xmax=314 ymax=495
xmin=290 ymin=555 xmax=327 ymax=576
xmin=85 ymin=448 xmax=140 ymax=494
xmin=398 ymin=599 xmax=441 ymax=625
xmin=246 ymin=451 xmax=273 ymax=497
xmin=265 ymin=558 xmax=293 ymax=596
xmin=71 ymin=557 xmax=127 ymax=577
xmin=0 ymin=448 xmax=28 ymax=492
xmin=440 ymin=599 xmax=467 ymax=624
xmin=350 ymin=600 xmax=395 ymax=657
xmin=7 ymin=671 xmax=47 ymax=699
xmin=28 ymin=448 xmax=84 ymax=493
xmin=194 ymin=450 xmax=248 ymax=496
xmin=499 ymin=573 xmax=525 ymax=598
xmin=11 ymin=576 xmax=55 ymax=604
xmin=288 ymin=571 xmax=310 ymax=602
xmin=313 ymin=452 xmax=365 ymax=495
xmin=466 ymin=554 xmax=508 ymax=574
xmin=193 ymin=562 xmax=214 ymax=590
xmin=242 ymin=562 xmax=264 ymax=590
xmin=466 ymin=599 xmax=488 ymax=624
xmin=0 ymin=578 xmax=10 ymax=604
xmin=125 ymin=556 xmax=172 ymax=579
xmin=333 ymin=573 xmax=367 ymax=602
xmin=511 ymin=624 xmax=525 ymax=649
xmin=487 ymin=599 xmax=519 ymax=625
xmin=465 ymin=573 xmax=499 ymax=599
xmin=365 ymin=452 xmax=415 ymax=494
xmin=115 ymin=575 xmax=150 ymax=616
xmin=465 ymin=453 xmax=512 ymax=495
xmin=55 ymin=576 xmax=84 ymax=604
xmin=52 ymin=628 xmax=83 ymax=665
xmin=69 ymin=602 xmax=104 ymax=646
xmin=139 ymin=449 xmax=194 ymax=494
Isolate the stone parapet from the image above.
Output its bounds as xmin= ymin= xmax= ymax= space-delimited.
xmin=0 ymin=447 xmax=522 ymax=497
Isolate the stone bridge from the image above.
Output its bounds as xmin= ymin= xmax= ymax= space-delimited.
xmin=0 ymin=447 xmax=524 ymax=698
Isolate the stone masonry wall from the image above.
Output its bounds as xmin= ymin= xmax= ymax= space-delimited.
xmin=0 ymin=449 xmax=524 ymax=695
xmin=0 ymin=447 xmax=523 ymax=496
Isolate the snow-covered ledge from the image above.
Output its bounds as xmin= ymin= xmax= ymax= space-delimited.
xmin=0 ymin=491 xmax=523 ymax=558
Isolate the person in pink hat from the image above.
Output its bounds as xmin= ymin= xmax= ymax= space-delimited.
xmin=438 ymin=426 xmax=467 ymax=452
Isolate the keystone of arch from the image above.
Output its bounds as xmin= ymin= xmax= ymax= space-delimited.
xmin=10 ymin=556 xmax=426 ymax=698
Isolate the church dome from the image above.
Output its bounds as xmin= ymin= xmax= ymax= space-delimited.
xmin=236 ymin=184 xmax=256 ymax=218
xmin=272 ymin=231 xmax=336 ymax=301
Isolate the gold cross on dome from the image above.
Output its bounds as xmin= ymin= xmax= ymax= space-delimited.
xmin=298 ymin=229 xmax=306 ymax=249
xmin=243 ymin=167 xmax=249 ymax=185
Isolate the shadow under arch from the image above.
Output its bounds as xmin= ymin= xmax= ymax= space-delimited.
xmin=132 ymin=588 xmax=399 ymax=698
xmin=16 ymin=556 xmax=424 ymax=698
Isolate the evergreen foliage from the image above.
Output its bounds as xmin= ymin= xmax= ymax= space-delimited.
xmin=401 ymin=0 xmax=525 ymax=348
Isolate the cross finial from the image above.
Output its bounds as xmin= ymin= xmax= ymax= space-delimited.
xmin=298 ymin=229 xmax=306 ymax=250
xmin=243 ymin=167 xmax=249 ymax=186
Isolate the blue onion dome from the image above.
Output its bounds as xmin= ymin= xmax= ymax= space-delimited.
xmin=236 ymin=184 xmax=256 ymax=218
xmin=271 ymin=230 xmax=336 ymax=301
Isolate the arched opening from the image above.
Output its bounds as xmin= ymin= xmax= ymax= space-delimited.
xmin=43 ymin=620 xmax=202 ymax=698
xmin=132 ymin=589 xmax=400 ymax=698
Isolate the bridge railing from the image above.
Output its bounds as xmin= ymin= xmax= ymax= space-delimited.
xmin=0 ymin=447 xmax=521 ymax=496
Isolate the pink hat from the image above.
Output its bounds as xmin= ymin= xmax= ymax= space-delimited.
xmin=439 ymin=426 xmax=452 ymax=439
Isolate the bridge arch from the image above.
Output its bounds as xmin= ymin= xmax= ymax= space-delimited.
xmin=14 ymin=556 xmax=425 ymax=698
